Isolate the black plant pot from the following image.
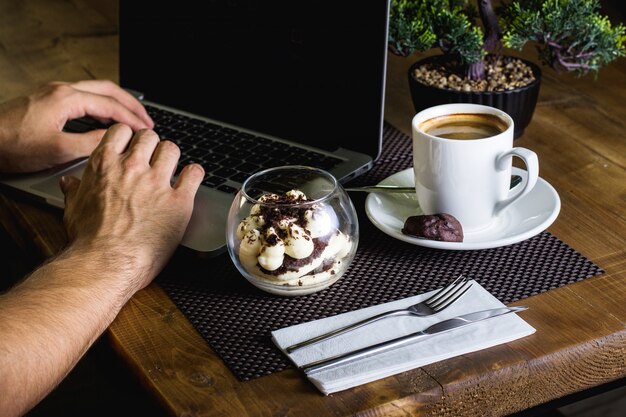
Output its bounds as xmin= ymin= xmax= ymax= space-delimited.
xmin=408 ymin=55 xmax=542 ymax=138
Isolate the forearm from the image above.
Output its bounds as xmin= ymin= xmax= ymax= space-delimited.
xmin=0 ymin=96 xmax=23 ymax=172
xmin=0 ymin=243 xmax=146 ymax=417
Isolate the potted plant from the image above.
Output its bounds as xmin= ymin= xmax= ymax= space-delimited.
xmin=389 ymin=0 xmax=626 ymax=137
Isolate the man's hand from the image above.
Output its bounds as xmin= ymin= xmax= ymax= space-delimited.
xmin=60 ymin=124 xmax=204 ymax=293
xmin=0 ymin=80 xmax=153 ymax=173
xmin=0 ymin=125 xmax=202 ymax=417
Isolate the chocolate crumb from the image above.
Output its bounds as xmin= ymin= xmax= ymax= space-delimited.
xmin=266 ymin=233 xmax=279 ymax=246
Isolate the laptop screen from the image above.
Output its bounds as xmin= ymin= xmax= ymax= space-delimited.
xmin=119 ymin=1 xmax=389 ymax=160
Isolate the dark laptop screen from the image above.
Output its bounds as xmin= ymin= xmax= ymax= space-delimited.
xmin=119 ymin=1 xmax=389 ymax=159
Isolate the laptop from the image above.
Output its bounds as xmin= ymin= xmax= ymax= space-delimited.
xmin=0 ymin=1 xmax=390 ymax=255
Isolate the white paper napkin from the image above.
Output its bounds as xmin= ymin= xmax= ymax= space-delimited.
xmin=271 ymin=280 xmax=535 ymax=395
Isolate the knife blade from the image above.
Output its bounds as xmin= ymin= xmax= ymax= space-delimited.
xmin=300 ymin=306 xmax=528 ymax=374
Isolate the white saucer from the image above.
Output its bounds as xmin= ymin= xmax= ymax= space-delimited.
xmin=364 ymin=167 xmax=561 ymax=250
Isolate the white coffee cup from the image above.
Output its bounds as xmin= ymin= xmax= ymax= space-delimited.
xmin=412 ymin=103 xmax=539 ymax=232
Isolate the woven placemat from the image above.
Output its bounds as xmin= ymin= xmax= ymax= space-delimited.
xmin=158 ymin=122 xmax=603 ymax=381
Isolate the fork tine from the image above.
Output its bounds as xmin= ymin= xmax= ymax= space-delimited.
xmin=426 ymin=275 xmax=469 ymax=308
xmin=424 ymin=274 xmax=466 ymax=305
xmin=430 ymin=280 xmax=473 ymax=312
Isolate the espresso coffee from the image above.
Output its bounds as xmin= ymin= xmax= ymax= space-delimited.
xmin=420 ymin=113 xmax=508 ymax=140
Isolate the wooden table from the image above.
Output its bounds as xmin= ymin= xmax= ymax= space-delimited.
xmin=1 ymin=1 xmax=625 ymax=416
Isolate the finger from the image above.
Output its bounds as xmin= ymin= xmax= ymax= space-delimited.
xmin=55 ymin=129 xmax=107 ymax=160
xmin=150 ymin=140 xmax=181 ymax=178
xmin=59 ymin=175 xmax=80 ymax=200
xmin=173 ymin=164 xmax=204 ymax=197
xmin=100 ymin=123 xmax=135 ymax=154
xmin=68 ymin=90 xmax=150 ymax=131
xmin=125 ymin=129 xmax=160 ymax=163
xmin=75 ymin=79 xmax=153 ymax=126
xmin=71 ymin=79 xmax=154 ymax=127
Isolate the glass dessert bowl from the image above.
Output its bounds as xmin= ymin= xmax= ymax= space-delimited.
xmin=226 ymin=166 xmax=358 ymax=296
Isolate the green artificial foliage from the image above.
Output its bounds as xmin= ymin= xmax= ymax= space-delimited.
xmin=388 ymin=0 xmax=625 ymax=80
xmin=500 ymin=0 xmax=626 ymax=74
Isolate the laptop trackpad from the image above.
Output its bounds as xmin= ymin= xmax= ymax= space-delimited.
xmin=30 ymin=163 xmax=86 ymax=207
xmin=183 ymin=186 xmax=230 ymax=254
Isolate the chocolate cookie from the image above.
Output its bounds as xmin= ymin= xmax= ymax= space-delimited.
xmin=401 ymin=213 xmax=464 ymax=242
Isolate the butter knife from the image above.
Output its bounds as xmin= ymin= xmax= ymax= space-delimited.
xmin=300 ymin=306 xmax=528 ymax=374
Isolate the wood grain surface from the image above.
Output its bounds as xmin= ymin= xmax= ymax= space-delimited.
xmin=1 ymin=1 xmax=625 ymax=416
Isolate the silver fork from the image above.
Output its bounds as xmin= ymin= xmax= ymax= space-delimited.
xmin=284 ymin=275 xmax=473 ymax=353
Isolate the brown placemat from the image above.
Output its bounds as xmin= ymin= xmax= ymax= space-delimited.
xmin=158 ymin=122 xmax=603 ymax=381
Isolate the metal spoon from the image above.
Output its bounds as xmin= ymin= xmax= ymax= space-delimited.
xmin=345 ymin=174 xmax=523 ymax=193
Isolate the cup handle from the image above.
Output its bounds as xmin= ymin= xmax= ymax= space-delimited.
xmin=494 ymin=147 xmax=539 ymax=215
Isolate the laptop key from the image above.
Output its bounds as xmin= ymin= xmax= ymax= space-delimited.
xmin=236 ymin=162 xmax=260 ymax=174
xmin=283 ymin=154 xmax=308 ymax=165
xmin=253 ymin=136 xmax=273 ymax=145
xmin=220 ymin=127 xmax=239 ymax=135
xmin=187 ymin=147 xmax=209 ymax=159
xmin=199 ymin=162 xmax=219 ymax=173
xmin=270 ymin=148 xmax=294 ymax=159
xmin=213 ymin=167 xmax=238 ymax=178
xmin=165 ymin=131 xmax=187 ymax=140
xmin=235 ymin=132 xmax=256 ymax=140
xmin=202 ymin=175 xmax=227 ymax=187
xmin=201 ymin=122 xmax=223 ymax=131
xmin=232 ymin=148 xmax=254 ymax=159
xmin=187 ymin=118 xmax=206 ymax=126
xmin=230 ymin=172 xmax=250 ymax=183
xmin=186 ymin=126 xmax=209 ymax=135
xmin=252 ymin=144 xmax=273 ymax=154
xmin=174 ymin=142 xmax=193 ymax=153
xmin=318 ymin=156 xmax=343 ymax=169
xmin=217 ymin=184 xmax=239 ymax=194
xmin=245 ymin=154 xmax=265 ymax=164
xmin=203 ymin=152 xmax=225 ymax=163
xmin=213 ymin=144 xmax=238 ymax=154
xmin=228 ymin=138 xmax=253 ymax=148
xmin=223 ymin=156 xmax=246 ymax=166
xmin=199 ymin=130 xmax=223 ymax=140
xmin=170 ymin=121 xmax=193 ymax=130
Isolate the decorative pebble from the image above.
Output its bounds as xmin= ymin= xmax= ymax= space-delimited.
xmin=413 ymin=55 xmax=535 ymax=92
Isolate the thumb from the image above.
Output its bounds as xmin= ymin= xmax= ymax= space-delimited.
xmin=61 ymin=129 xmax=107 ymax=159
xmin=59 ymin=175 xmax=80 ymax=201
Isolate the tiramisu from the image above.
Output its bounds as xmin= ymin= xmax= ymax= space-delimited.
xmin=235 ymin=190 xmax=353 ymax=287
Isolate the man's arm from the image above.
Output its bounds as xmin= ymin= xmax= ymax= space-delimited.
xmin=0 ymin=245 xmax=145 ymax=416
xmin=0 ymin=124 xmax=203 ymax=417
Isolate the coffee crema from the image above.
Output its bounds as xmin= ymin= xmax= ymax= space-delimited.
xmin=420 ymin=113 xmax=508 ymax=140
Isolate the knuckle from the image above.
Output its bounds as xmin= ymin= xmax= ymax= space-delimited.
xmin=49 ymin=83 xmax=74 ymax=98
xmin=99 ymin=79 xmax=116 ymax=88
xmin=49 ymin=139 xmax=66 ymax=157
xmin=104 ymin=123 xmax=133 ymax=140
xmin=88 ymin=147 xmax=112 ymax=170
xmin=134 ymin=128 xmax=160 ymax=143
xmin=159 ymin=139 xmax=180 ymax=156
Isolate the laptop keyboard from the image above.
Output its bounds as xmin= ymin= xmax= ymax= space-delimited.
xmin=145 ymin=105 xmax=343 ymax=194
